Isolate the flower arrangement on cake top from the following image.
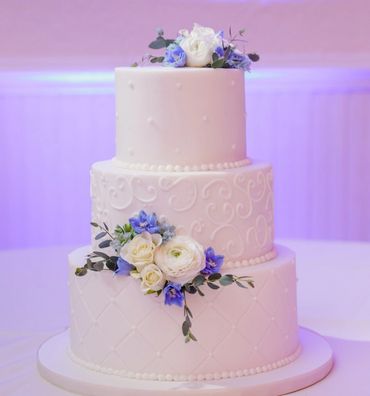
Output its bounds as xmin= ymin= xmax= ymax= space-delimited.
xmin=75 ymin=210 xmax=254 ymax=342
xmin=134 ymin=23 xmax=259 ymax=71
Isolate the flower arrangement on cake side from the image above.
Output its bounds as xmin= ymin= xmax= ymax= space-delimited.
xmin=75 ymin=210 xmax=254 ymax=342
xmin=133 ymin=23 xmax=259 ymax=71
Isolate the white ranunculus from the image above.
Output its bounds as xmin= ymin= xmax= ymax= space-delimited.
xmin=179 ymin=23 xmax=222 ymax=67
xmin=140 ymin=264 xmax=166 ymax=293
xmin=154 ymin=235 xmax=205 ymax=284
xmin=120 ymin=232 xmax=162 ymax=272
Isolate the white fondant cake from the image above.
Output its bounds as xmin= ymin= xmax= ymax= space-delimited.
xmin=69 ymin=245 xmax=299 ymax=381
xmin=115 ymin=68 xmax=246 ymax=167
xmin=67 ymin=66 xmax=301 ymax=382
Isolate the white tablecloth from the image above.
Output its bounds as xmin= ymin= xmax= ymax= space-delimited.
xmin=1 ymin=240 xmax=370 ymax=395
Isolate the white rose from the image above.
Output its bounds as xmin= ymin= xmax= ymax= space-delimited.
xmin=140 ymin=264 xmax=166 ymax=293
xmin=179 ymin=23 xmax=222 ymax=67
xmin=120 ymin=232 xmax=162 ymax=272
xmin=154 ymin=235 xmax=205 ymax=284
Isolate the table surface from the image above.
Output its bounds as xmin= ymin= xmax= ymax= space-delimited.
xmin=1 ymin=239 xmax=370 ymax=395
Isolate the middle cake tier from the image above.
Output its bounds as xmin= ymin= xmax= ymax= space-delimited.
xmin=91 ymin=159 xmax=275 ymax=265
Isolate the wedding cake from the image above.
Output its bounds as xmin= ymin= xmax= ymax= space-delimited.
xmin=67 ymin=25 xmax=301 ymax=382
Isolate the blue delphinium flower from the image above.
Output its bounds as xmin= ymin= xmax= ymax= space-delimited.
xmin=226 ymin=50 xmax=252 ymax=71
xmin=159 ymin=221 xmax=176 ymax=243
xmin=115 ymin=257 xmax=135 ymax=276
xmin=201 ymin=247 xmax=224 ymax=275
xmin=164 ymin=282 xmax=184 ymax=307
xmin=163 ymin=44 xmax=186 ymax=67
xmin=214 ymin=46 xmax=224 ymax=58
xmin=129 ymin=210 xmax=160 ymax=234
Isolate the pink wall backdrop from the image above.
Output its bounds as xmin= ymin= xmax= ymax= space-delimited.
xmin=1 ymin=0 xmax=370 ymax=249
xmin=1 ymin=0 xmax=370 ymax=70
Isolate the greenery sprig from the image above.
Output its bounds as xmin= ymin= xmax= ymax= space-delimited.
xmin=180 ymin=273 xmax=254 ymax=342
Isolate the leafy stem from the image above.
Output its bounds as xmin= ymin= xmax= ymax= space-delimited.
xmin=91 ymin=221 xmax=114 ymax=240
xmin=181 ymin=291 xmax=197 ymax=343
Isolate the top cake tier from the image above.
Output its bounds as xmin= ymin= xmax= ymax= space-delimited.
xmin=115 ymin=67 xmax=247 ymax=168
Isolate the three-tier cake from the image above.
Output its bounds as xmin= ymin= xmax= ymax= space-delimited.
xmin=38 ymin=25 xmax=333 ymax=395
xmin=68 ymin=67 xmax=301 ymax=381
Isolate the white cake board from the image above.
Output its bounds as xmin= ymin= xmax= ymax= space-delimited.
xmin=38 ymin=327 xmax=333 ymax=396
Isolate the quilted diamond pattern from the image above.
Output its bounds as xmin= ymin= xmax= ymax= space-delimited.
xmin=69 ymin=245 xmax=299 ymax=377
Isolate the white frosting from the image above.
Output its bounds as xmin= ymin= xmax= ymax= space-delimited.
xmin=115 ymin=67 xmax=247 ymax=166
xmin=69 ymin=245 xmax=300 ymax=380
xmin=90 ymin=159 xmax=274 ymax=263
xmin=68 ymin=344 xmax=301 ymax=382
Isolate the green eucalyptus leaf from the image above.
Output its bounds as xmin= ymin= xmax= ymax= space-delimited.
xmin=248 ymin=53 xmax=260 ymax=62
xmin=248 ymin=280 xmax=255 ymax=288
xmin=131 ymin=62 xmax=139 ymax=67
xmin=150 ymin=56 xmax=165 ymax=63
xmin=219 ymin=274 xmax=234 ymax=286
xmin=224 ymin=46 xmax=232 ymax=60
xmin=92 ymin=261 xmax=104 ymax=271
xmin=75 ymin=267 xmax=88 ymax=276
xmin=207 ymin=282 xmax=220 ymax=290
xmin=208 ymin=272 xmax=222 ymax=282
xmin=235 ymin=280 xmax=248 ymax=289
xmin=165 ymin=39 xmax=175 ymax=46
xmin=211 ymin=58 xmax=225 ymax=68
xmin=189 ymin=331 xmax=197 ymax=342
xmin=98 ymin=239 xmax=111 ymax=249
xmin=90 ymin=222 xmax=99 ymax=227
xmin=185 ymin=284 xmax=197 ymax=294
xmin=149 ymin=37 xmax=167 ymax=49
xmin=106 ymin=257 xmax=118 ymax=271
xmin=95 ymin=231 xmax=107 ymax=240
xmin=185 ymin=305 xmax=193 ymax=318
xmin=192 ymin=275 xmax=206 ymax=286
xmin=86 ymin=258 xmax=93 ymax=270
xmin=212 ymin=52 xmax=219 ymax=63
xmin=92 ymin=251 xmax=110 ymax=259
xmin=196 ymin=287 xmax=205 ymax=297
xmin=182 ymin=320 xmax=190 ymax=336
xmin=103 ymin=222 xmax=109 ymax=231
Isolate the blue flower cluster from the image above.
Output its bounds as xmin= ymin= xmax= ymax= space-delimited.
xmin=115 ymin=257 xmax=135 ymax=275
xmin=163 ymin=44 xmax=186 ymax=68
xmin=129 ymin=210 xmax=160 ymax=234
xmin=129 ymin=210 xmax=176 ymax=242
xmin=225 ymin=50 xmax=252 ymax=71
xmin=201 ymin=247 xmax=224 ymax=275
xmin=164 ymin=282 xmax=184 ymax=306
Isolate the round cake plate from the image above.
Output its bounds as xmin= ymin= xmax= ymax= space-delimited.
xmin=38 ymin=327 xmax=333 ymax=396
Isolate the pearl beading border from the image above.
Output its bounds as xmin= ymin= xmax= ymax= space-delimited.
xmin=68 ymin=344 xmax=301 ymax=382
xmin=222 ymin=248 xmax=277 ymax=269
xmin=112 ymin=157 xmax=251 ymax=172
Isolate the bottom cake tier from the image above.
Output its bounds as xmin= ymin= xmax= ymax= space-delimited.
xmin=68 ymin=245 xmax=300 ymax=382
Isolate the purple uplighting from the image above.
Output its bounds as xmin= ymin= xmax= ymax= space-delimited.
xmin=1 ymin=2 xmax=370 ymax=395
xmin=1 ymin=68 xmax=370 ymax=249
